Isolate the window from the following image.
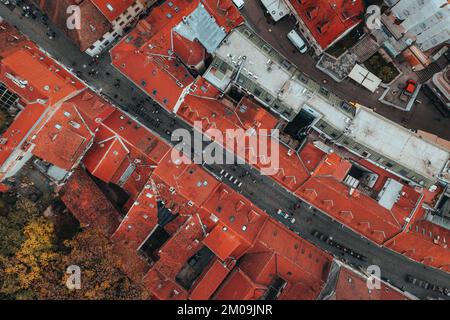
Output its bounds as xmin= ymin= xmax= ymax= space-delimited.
xmin=262 ymin=44 xmax=271 ymax=53
xmin=319 ymin=87 xmax=329 ymax=97
xmin=299 ymin=74 xmax=309 ymax=84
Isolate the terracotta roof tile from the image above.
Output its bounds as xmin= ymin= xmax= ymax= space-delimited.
xmin=31 ymin=103 xmax=94 ymax=170
xmin=33 ymin=0 xmax=111 ymax=51
xmin=0 ymin=103 xmax=47 ymax=169
xmin=111 ymin=0 xmax=243 ymax=111
xmin=61 ymin=167 xmax=122 ymax=235
xmin=332 ymin=265 xmax=410 ymax=300
xmin=1 ymin=48 xmax=82 ymax=105
xmin=385 ymin=220 xmax=450 ymax=271
xmin=90 ymin=0 xmax=136 ymax=22
xmin=289 ymin=0 xmax=364 ymax=49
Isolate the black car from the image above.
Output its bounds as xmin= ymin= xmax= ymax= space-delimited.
xmin=406 ymin=275 xmax=417 ymax=284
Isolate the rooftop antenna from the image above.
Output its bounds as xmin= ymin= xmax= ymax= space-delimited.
xmin=234 ymin=55 xmax=247 ymax=82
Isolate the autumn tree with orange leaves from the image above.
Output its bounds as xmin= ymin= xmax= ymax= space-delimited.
xmin=0 ymin=197 xmax=148 ymax=300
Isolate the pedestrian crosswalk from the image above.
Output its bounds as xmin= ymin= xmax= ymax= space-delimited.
xmin=416 ymin=63 xmax=442 ymax=83
xmin=219 ymin=169 xmax=243 ymax=188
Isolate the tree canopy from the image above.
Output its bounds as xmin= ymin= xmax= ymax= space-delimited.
xmin=0 ymin=196 xmax=148 ymax=300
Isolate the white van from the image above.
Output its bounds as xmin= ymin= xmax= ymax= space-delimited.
xmin=232 ymin=0 xmax=245 ymax=10
xmin=287 ymin=30 xmax=308 ymax=54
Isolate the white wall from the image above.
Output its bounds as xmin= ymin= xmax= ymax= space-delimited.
xmin=85 ymin=1 xmax=146 ymax=56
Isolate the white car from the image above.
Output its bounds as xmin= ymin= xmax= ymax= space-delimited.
xmin=287 ymin=30 xmax=308 ymax=54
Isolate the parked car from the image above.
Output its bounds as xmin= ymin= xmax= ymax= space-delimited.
xmin=287 ymin=30 xmax=308 ymax=54
xmin=399 ymin=79 xmax=417 ymax=102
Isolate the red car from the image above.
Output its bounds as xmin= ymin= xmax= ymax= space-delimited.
xmin=400 ymin=79 xmax=417 ymax=102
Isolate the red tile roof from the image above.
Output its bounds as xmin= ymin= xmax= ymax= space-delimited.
xmin=202 ymin=184 xmax=268 ymax=259
xmin=142 ymin=268 xmax=188 ymax=300
xmin=31 ymin=102 xmax=94 ymax=171
xmin=61 ymin=167 xmax=122 ymax=235
xmin=83 ymin=127 xmax=129 ymax=183
xmin=172 ymin=33 xmax=206 ymax=68
xmin=178 ymin=78 xmax=278 ymax=134
xmin=288 ymin=0 xmax=364 ymax=50
xmin=112 ymin=243 xmax=151 ymax=283
xmin=297 ymin=176 xmax=402 ymax=244
xmin=110 ymin=1 xmax=197 ymax=111
xmin=213 ymin=217 xmax=333 ymax=300
xmin=0 ymin=103 xmax=47 ymax=170
xmin=331 ymin=265 xmax=410 ymax=300
xmin=0 ymin=41 xmax=89 ymax=172
xmin=1 ymin=48 xmax=83 ymax=105
xmin=32 ymin=0 xmax=112 ymax=52
xmin=149 ymin=151 xmax=222 ymax=224
xmin=83 ymin=109 xmax=171 ymax=198
xmin=157 ymin=214 xmax=205 ymax=274
xmin=213 ymin=268 xmax=266 ymax=300
xmin=189 ymin=259 xmax=232 ymax=300
xmin=177 ymin=79 xmax=334 ymax=191
xmin=111 ymin=181 xmax=159 ymax=251
xmin=64 ymin=89 xmax=116 ymax=131
xmin=0 ymin=183 xmax=9 ymax=192
xmin=142 ymin=215 xmax=205 ymax=298
xmin=385 ymin=220 xmax=450 ymax=272
xmin=153 ymin=151 xmax=221 ymax=208
xmin=203 ymin=222 xmax=248 ymax=261
xmin=90 ymin=0 xmax=136 ymax=22
xmin=111 ymin=0 xmax=243 ymax=111
xmin=102 ymin=110 xmax=170 ymax=163
xmin=256 ymin=219 xmax=332 ymax=283
xmin=0 ymin=23 xmax=90 ymax=176
xmin=201 ymin=0 xmax=244 ymax=32
xmin=237 ymin=250 xmax=276 ymax=286
xmin=109 ymin=140 xmax=335 ymax=300
xmin=294 ymin=148 xmax=428 ymax=244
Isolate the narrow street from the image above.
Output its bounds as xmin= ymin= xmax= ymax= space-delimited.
xmin=1 ymin=2 xmax=450 ymax=300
